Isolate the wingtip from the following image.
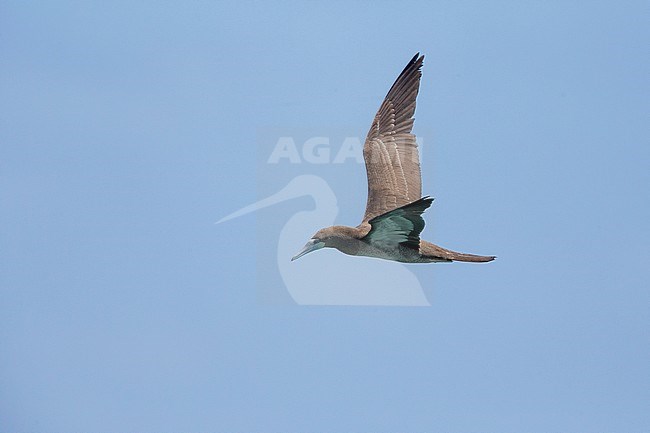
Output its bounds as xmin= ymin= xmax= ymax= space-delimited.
xmin=405 ymin=53 xmax=424 ymax=70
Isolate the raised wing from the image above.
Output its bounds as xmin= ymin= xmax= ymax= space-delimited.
xmin=362 ymin=197 xmax=433 ymax=250
xmin=361 ymin=53 xmax=424 ymax=223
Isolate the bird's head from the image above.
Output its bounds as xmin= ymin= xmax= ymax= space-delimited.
xmin=291 ymin=226 xmax=356 ymax=261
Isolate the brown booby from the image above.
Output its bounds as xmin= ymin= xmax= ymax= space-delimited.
xmin=292 ymin=54 xmax=495 ymax=263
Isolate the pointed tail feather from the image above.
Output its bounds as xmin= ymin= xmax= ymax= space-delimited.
xmin=420 ymin=241 xmax=496 ymax=263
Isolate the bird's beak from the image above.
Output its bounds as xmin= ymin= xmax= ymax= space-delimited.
xmin=291 ymin=239 xmax=325 ymax=261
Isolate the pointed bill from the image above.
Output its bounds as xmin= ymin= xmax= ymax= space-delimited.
xmin=291 ymin=238 xmax=325 ymax=261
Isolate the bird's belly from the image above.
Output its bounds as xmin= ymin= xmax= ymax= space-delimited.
xmin=355 ymin=242 xmax=433 ymax=263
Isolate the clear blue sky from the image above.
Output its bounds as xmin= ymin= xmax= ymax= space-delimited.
xmin=1 ymin=1 xmax=649 ymax=431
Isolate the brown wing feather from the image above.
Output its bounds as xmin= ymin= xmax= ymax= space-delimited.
xmin=361 ymin=53 xmax=424 ymax=223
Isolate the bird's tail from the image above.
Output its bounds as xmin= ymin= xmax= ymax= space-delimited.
xmin=420 ymin=241 xmax=496 ymax=263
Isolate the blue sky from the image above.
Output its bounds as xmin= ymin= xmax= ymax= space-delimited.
xmin=1 ymin=1 xmax=649 ymax=431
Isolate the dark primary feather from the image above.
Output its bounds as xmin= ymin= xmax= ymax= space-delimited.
xmin=362 ymin=197 xmax=433 ymax=250
xmin=362 ymin=54 xmax=425 ymax=223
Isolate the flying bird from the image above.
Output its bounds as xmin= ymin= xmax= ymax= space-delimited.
xmin=292 ymin=54 xmax=495 ymax=263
